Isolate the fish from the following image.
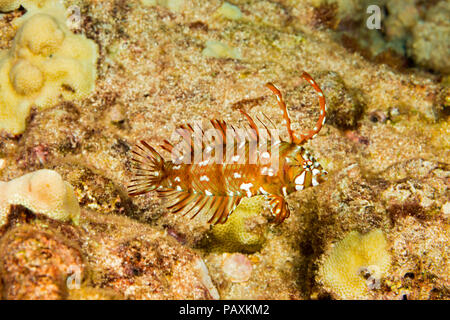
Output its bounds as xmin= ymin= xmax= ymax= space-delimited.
xmin=128 ymin=71 xmax=328 ymax=225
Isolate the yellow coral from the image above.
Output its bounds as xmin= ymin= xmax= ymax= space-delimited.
xmin=317 ymin=229 xmax=391 ymax=299
xmin=0 ymin=169 xmax=81 ymax=226
xmin=202 ymin=40 xmax=242 ymax=60
xmin=216 ymin=2 xmax=242 ymax=20
xmin=207 ymin=196 xmax=267 ymax=253
xmin=0 ymin=0 xmax=50 ymax=12
xmin=0 ymin=1 xmax=98 ymax=134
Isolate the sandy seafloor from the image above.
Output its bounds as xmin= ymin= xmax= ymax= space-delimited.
xmin=0 ymin=0 xmax=448 ymax=300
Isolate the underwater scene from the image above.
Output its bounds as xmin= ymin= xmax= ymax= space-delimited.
xmin=0 ymin=0 xmax=448 ymax=301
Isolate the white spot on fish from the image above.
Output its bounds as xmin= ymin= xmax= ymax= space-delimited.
xmin=233 ymin=172 xmax=242 ymax=179
xmin=240 ymin=182 xmax=253 ymax=197
xmin=295 ymin=171 xmax=306 ymax=185
xmin=174 ymin=176 xmax=181 ymax=182
xmin=200 ymin=175 xmax=209 ymax=181
xmin=318 ymin=92 xmax=323 ymax=97
xmin=312 ymin=177 xmax=320 ymax=186
xmin=261 ymin=152 xmax=270 ymax=159
xmin=282 ymin=186 xmax=288 ymax=196
xmin=259 ymin=187 xmax=269 ymax=195
xmin=173 ymin=165 xmax=181 ymax=170
xmin=205 ymin=190 xmax=213 ymax=196
xmin=199 ymin=160 xmax=208 ymax=166
xmin=232 ymin=155 xmax=240 ymax=162
xmin=176 ymin=185 xmax=182 ymax=191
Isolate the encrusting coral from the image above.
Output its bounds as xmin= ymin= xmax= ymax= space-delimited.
xmin=0 ymin=169 xmax=80 ymax=226
xmin=206 ymin=196 xmax=268 ymax=253
xmin=317 ymin=229 xmax=391 ymax=299
xmin=0 ymin=0 xmax=98 ymax=134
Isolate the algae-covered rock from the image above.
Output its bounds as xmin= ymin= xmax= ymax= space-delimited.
xmin=408 ymin=1 xmax=450 ymax=74
xmin=68 ymin=287 xmax=124 ymax=300
xmin=0 ymin=223 xmax=85 ymax=299
xmin=318 ymin=71 xmax=364 ymax=130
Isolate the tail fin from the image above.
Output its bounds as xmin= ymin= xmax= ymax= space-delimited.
xmin=128 ymin=140 xmax=165 ymax=196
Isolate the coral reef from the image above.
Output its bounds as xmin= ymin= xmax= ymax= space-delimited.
xmin=317 ymin=229 xmax=391 ymax=299
xmin=0 ymin=0 xmax=448 ymax=301
xmin=0 ymin=0 xmax=98 ymax=134
xmin=0 ymin=169 xmax=80 ymax=226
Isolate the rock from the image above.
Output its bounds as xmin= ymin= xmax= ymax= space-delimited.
xmin=318 ymin=71 xmax=364 ymax=130
xmin=0 ymin=223 xmax=85 ymax=300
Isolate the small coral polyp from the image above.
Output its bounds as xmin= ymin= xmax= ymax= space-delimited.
xmin=0 ymin=1 xmax=98 ymax=135
xmin=0 ymin=169 xmax=80 ymax=226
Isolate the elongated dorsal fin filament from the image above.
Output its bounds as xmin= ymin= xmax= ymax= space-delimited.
xmin=266 ymin=71 xmax=326 ymax=145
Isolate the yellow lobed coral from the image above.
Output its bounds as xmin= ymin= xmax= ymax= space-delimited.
xmin=317 ymin=229 xmax=391 ymax=299
xmin=0 ymin=0 xmax=98 ymax=134
xmin=0 ymin=169 xmax=80 ymax=226
xmin=208 ymin=196 xmax=267 ymax=253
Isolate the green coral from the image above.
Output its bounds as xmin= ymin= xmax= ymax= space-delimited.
xmin=205 ymin=196 xmax=268 ymax=253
